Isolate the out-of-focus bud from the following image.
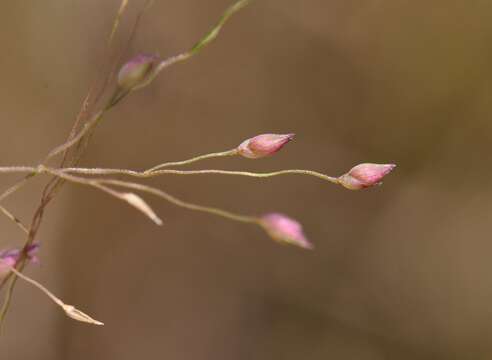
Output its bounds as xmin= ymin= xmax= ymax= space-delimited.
xmin=237 ymin=134 xmax=294 ymax=159
xmin=260 ymin=213 xmax=313 ymax=249
xmin=117 ymin=54 xmax=159 ymax=91
xmin=0 ymin=257 xmax=16 ymax=279
xmin=338 ymin=163 xmax=396 ymax=190
xmin=0 ymin=243 xmax=40 ymax=279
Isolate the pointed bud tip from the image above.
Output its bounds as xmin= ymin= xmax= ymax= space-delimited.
xmin=338 ymin=163 xmax=397 ymax=190
xmin=122 ymin=193 xmax=163 ymax=225
xmin=237 ymin=133 xmax=295 ymax=159
xmin=260 ymin=213 xmax=313 ymax=250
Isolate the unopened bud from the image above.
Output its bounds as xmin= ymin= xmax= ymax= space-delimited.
xmin=117 ymin=54 xmax=159 ymax=91
xmin=260 ymin=213 xmax=313 ymax=249
xmin=338 ymin=163 xmax=396 ymax=190
xmin=237 ymin=134 xmax=294 ymax=159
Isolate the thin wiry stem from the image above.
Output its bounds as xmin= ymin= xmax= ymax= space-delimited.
xmin=0 ymin=167 xmax=37 ymax=175
xmin=9 ymin=267 xmax=103 ymax=326
xmin=0 ymin=176 xmax=36 ymax=235
xmin=63 ymin=167 xmax=340 ymax=184
xmin=0 ymin=206 xmax=29 ymax=234
xmin=108 ymin=0 xmax=129 ymax=45
xmin=0 ymin=258 xmax=26 ymax=332
xmin=0 ymin=175 xmax=35 ymax=203
xmin=43 ymin=168 xmax=258 ymax=225
xmin=41 ymin=168 xmax=162 ymax=225
xmin=43 ymin=110 xmax=105 ymax=162
xmin=145 ymin=149 xmax=238 ymax=172
xmin=101 ymin=179 xmax=259 ymax=224
xmin=0 ymin=163 xmax=341 ymax=189
xmin=132 ymin=0 xmax=253 ymax=91
xmin=0 ymin=0 xmax=255 ymax=330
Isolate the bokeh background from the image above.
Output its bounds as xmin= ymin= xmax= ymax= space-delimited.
xmin=1 ymin=0 xmax=492 ymax=358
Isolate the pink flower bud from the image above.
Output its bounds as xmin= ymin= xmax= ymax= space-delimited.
xmin=260 ymin=213 xmax=313 ymax=249
xmin=117 ymin=54 xmax=159 ymax=91
xmin=237 ymin=134 xmax=294 ymax=159
xmin=0 ymin=244 xmax=40 ymax=279
xmin=338 ymin=163 xmax=396 ymax=190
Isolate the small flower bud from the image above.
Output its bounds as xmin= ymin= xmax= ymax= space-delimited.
xmin=237 ymin=134 xmax=294 ymax=159
xmin=338 ymin=163 xmax=396 ymax=190
xmin=0 ymin=243 xmax=40 ymax=279
xmin=117 ymin=54 xmax=159 ymax=91
xmin=260 ymin=213 xmax=313 ymax=249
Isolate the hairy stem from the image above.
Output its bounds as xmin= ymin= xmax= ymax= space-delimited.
xmin=145 ymin=149 xmax=238 ymax=172
xmin=44 ymin=168 xmax=258 ymax=225
xmin=64 ymin=167 xmax=340 ymax=184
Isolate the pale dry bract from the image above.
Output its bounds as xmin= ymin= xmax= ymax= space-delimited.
xmin=0 ymin=0 xmax=396 ymax=332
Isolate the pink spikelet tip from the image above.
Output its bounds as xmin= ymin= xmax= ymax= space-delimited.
xmin=260 ymin=213 xmax=313 ymax=250
xmin=117 ymin=53 xmax=159 ymax=91
xmin=338 ymin=163 xmax=396 ymax=190
xmin=237 ymin=133 xmax=295 ymax=159
xmin=0 ymin=243 xmax=40 ymax=279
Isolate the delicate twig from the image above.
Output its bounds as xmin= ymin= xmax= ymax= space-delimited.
xmin=108 ymin=0 xmax=129 ymax=45
xmin=0 ymin=206 xmax=29 ymax=234
xmin=133 ymin=0 xmax=253 ymax=90
xmin=0 ymin=167 xmax=37 ymax=175
xmin=43 ymin=168 xmax=258 ymax=225
xmin=0 ymin=176 xmax=36 ymax=235
xmin=45 ymin=0 xmax=253 ymax=162
xmin=9 ymin=267 xmax=103 ymax=326
xmin=43 ymin=168 xmax=162 ymax=226
xmin=43 ymin=110 xmax=105 ymax=162
xmin=63 ymin=167 xmax=340 ymax=184
xmin=0 ymin=0 xmax=257 ymax=331
xmin=98 ymin=179 xmax=258 ymax=224
xmin=0 ymin=176 xmax=34 ymax=204
xmin=0 ymin=269 xmax=20 ymax=332
xmin=145 ymin=149 xmax=238 ymax=172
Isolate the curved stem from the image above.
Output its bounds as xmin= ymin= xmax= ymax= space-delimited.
xmin=0 ymin=206 xmax=29 ymax=234
xmin=9 ymin=267 xmax=103 ymax=326
xmin=44 ymin=168 xmax=258 ymax=225
xmin=133 ymin=0 xmax=253 ymax=91
xmin=43 ymin=110 xmax=105 ymax=162
xmin=101 ymin=179 xmax=259 ymax=224
xmin=144 ymin=149 xmax=238 ymax=172
xmin=62 ymin=167 xmax=340 ymax=184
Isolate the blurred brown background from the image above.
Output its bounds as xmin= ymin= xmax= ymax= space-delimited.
xmin=1 ymin=0 xmax=492 ymax=358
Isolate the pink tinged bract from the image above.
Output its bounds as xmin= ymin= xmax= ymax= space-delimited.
xmin=237 ymin=134 xmax=295 ymax=159
xmin=338 ymin=163 xmax=396 ymax=190
xmin=260 ymin=213 xmax=313 ymax=249
xmin=117 ymin=54 xmax=159 ymax=91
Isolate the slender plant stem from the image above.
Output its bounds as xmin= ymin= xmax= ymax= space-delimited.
xmin=0 ymin=206 xmax=29 ymax=234
xmin=63 ymin=167 xmax=340 ymax=184
xmin=0 ymin=175 xmax=35 ymax=203
xmin=101 ymin=179 xmax=260 ymax=224
xmin=145 ymin=149 xmax=238 ymax=173
xmin=133 ymin=0 xmax=253 ymax=90
xmin=43 ymin=168 xmax=258 ymax=225
xmin=8 ymin=267 xmax=103 ymax=326
xmin=43 ymin=110 xmax=105 ymax=162
xmin=0 ymin=0 xmax=255 ymax=331
xmin=0 ymin=259 xmax=26 ymax=332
